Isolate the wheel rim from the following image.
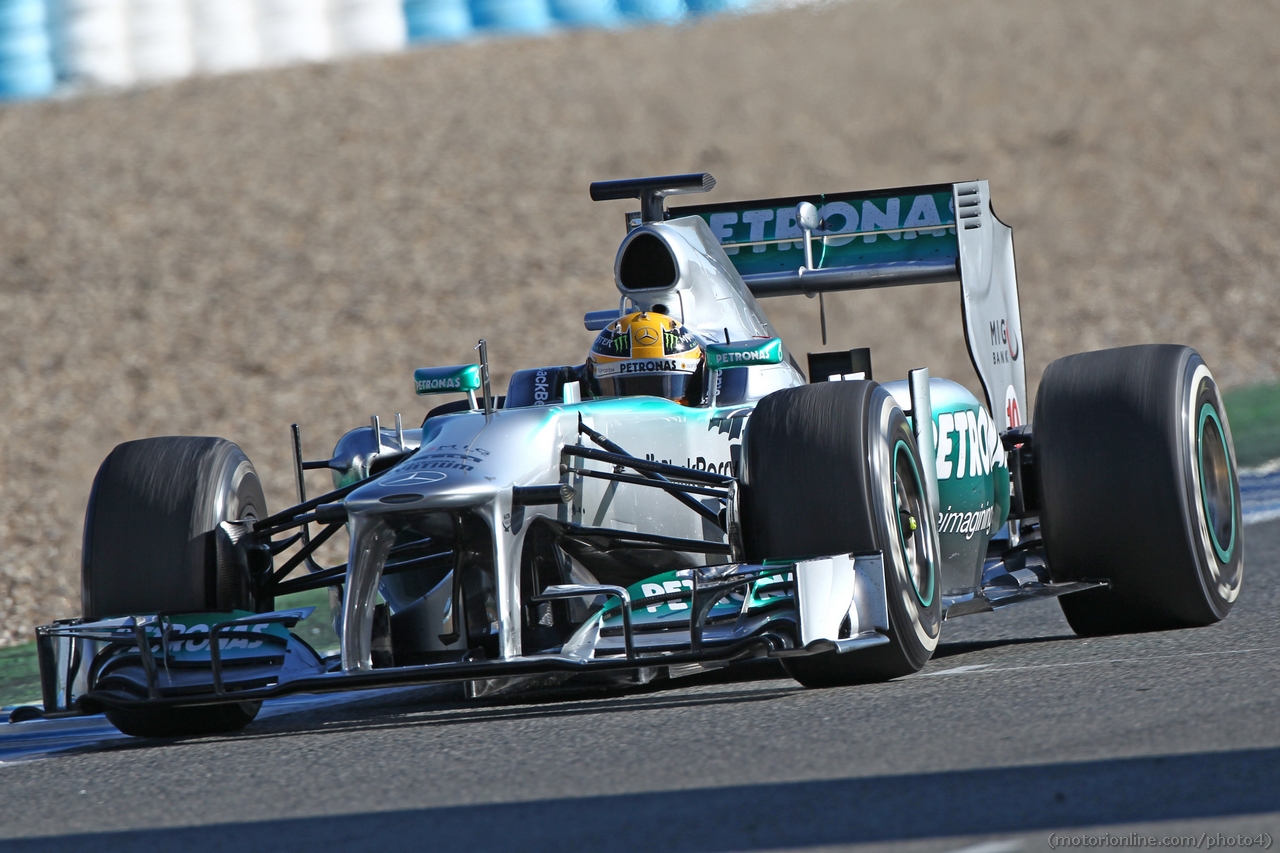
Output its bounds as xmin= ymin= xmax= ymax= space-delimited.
xmin=1197 ymin=403 xmax=1236 ymax=564
xmin=892 ymin=440 xmax=935 ymax=608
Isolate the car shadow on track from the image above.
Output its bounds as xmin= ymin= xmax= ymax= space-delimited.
xmin=173 ymin=637 xmax=1108 ymax=748
xmin=39 ymin=643 xmax=1085 ymax=756
xmin=60 ymin=660 xmax=797 ymax=748
xmin=10 ymin=746 xmax=1279 ymax=852
xmin=197 ymin=678 xmax=808 ymax=746
xmin=934 ymin=634 xmax=1078 ymax=659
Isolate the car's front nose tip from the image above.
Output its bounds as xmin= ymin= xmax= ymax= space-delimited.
xmin=343 ymin=471 xmax=500 ymax=515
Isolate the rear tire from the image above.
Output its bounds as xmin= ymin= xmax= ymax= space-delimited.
xmin=744 ymin=381 xmax=942 ymax=686
xmin=1035 ymin=345 xmax=1243 ymax=635
xmin=82 ymin=436 xmax=268 ymax=737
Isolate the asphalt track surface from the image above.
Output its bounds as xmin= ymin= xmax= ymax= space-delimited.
xmin=1 ymin=521 xmax=1277 ymax=852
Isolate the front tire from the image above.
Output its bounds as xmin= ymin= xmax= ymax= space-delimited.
xmin=82 ymin=436 xmax=268 ymax=737
xmin=1035 ymin=345 xmax=1243 ymax=635
xmin=743 ymin=381 xmax=942 ymax=686
xmin=103 ymin=703 xmax=263 ymax=739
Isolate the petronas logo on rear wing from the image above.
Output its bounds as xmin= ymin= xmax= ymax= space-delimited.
xmin=675 ymin=185 xmax=959 ymax=278
xmin=670 ymin=180 xmax=1026 ymax=434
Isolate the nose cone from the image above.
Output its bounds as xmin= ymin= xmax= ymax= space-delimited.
xmin=344 ymin=460 xmax=498 ymax=514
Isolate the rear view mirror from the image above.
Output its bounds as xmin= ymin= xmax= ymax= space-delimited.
xmin=413 ymin=365 xmax=482 ymax=396
xmin=705 ymin=338 xmax=784 ymax=370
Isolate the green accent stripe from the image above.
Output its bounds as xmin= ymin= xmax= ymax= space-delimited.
xmin=894 ymin=439 xmax=935 ymax=608
xmin=1198 ymin=403 xmax=1237 ymax=563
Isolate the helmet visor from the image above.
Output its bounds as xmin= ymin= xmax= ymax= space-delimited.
xmin=596 ymin=372 xmax=693 ymax=403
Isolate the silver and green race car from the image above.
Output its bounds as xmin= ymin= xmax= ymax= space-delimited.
xmin=27 ymin=173 xmax=1244 ymax=737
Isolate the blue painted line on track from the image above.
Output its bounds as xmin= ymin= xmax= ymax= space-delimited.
xmin=1241 ymin=466 xmax=1280 ymax=525
xmin=0 ymin=686 xmax=418 ymax=764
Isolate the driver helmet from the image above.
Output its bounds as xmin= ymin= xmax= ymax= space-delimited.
xmin=587 ymin=311 xmax=704 ymax=404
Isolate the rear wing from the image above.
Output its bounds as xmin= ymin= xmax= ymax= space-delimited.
xmin=670 ymin=181 xmax=1027 ymax=433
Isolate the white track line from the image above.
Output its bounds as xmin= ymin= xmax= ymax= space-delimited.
xmin=942 ymin=841 xmax=1023 ymax=853
xmin=922 ymin=646 xmax=1280 ymax=678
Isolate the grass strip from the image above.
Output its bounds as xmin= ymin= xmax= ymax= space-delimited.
xmin=1224 ymin=382 xmax=1280 ymax=468
xmin=0 ymin=642 xmax=41 ymax=708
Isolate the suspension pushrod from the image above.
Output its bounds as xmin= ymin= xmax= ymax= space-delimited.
xmin=563 ymin=466 xmax=729 ymax=499
xmin=571 ymin=421 xmax=727 ymax=528
xmin=569 ymin=434 xmax=734 ymax=486
xmin=271 ymin=522 xmax=343 ymax=583
xmin=561 ymin=524 xmax=732 ymax=555
xmin=272 ymin=565 xmax=346 ymax=596
xmin=252 ymin=476 xmax=376 ymax=533
xmin=272 ymin=550 xmax=454 ymax=596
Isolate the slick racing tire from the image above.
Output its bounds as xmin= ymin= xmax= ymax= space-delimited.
xmin=1035 ymin=345 xmax=1243 ymax=636
xmin=99 ymin=700 xmax=264 ymax=740
xmin=82 ymin=436 xmax=268 ymax=737
xmin=744 ymin=381 xmax=942 ymax=686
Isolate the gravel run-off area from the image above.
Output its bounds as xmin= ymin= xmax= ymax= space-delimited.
xmin=0 ymin=0 xmax=1277 ymax=645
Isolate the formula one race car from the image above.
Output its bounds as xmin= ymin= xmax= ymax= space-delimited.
xmin=27 ymin=174 xmax=1244 ymax=737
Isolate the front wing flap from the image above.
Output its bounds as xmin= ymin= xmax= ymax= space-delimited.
xmin=29 ymin=554 xmax=889 ymax=717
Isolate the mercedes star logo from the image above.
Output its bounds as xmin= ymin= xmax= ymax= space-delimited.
xmin=381 ymin=470 xmax=448 ymax=486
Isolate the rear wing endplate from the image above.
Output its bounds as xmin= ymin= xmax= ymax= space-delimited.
xmin=671 ymin=181 xmax=1027 ymax=432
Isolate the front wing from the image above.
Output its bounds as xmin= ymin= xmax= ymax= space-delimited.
xmin=31 ymin=553 xmax=891 ymax=717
